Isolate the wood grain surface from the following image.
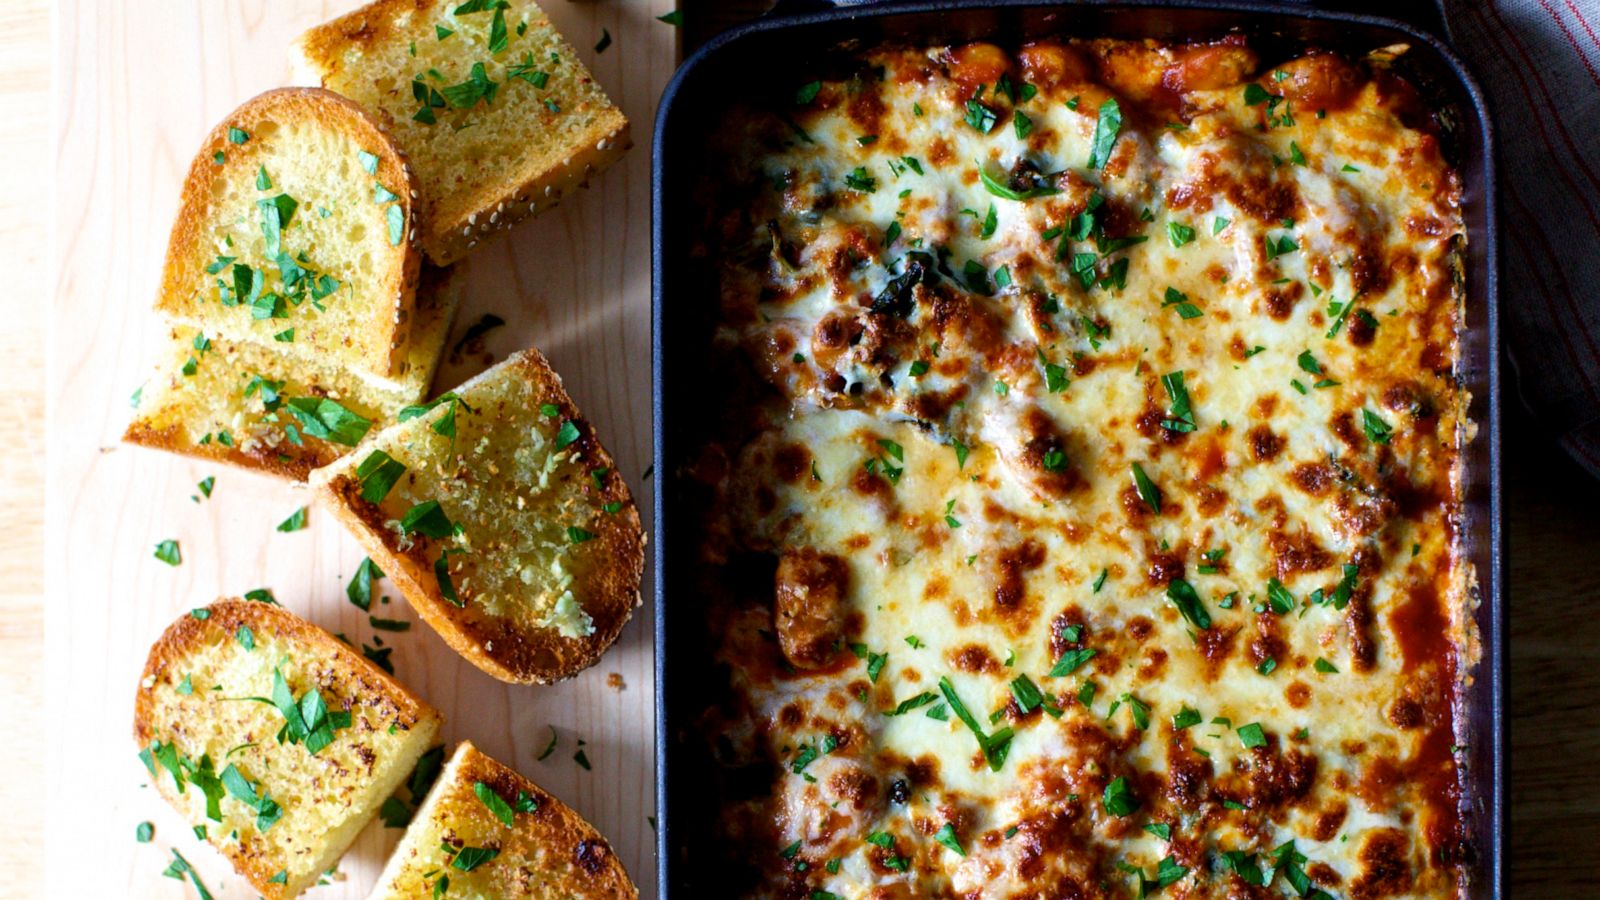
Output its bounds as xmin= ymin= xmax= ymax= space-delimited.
xmin=3 ymin=1 xmax=48 ymax=898
xmin=22 ymin=0 xmax=1599 ymax=897
xmin=46 ymin=1 xmax=673 ymax=896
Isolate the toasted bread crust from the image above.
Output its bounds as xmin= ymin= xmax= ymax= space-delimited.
xmin=422 ymin=114 xmax=629 ymax=266
xmin=371 ymin=741 xmax=637 ymax=898
xmin=125 ymin=267 xmax=460 ymax=482
xmin=155 ymin=87 xmax=423 ymax=377
xmin=294 ymin=0 xmax=631 ymax=266
xmin=124 ymin=414 xmax=340 ymax=482
xmin=312 ymin=349 xmax=644 ymax=683
xmin=133 ymin=599 xmax=442 ymax=897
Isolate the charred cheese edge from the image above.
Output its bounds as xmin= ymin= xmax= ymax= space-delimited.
xmin=691 ymin=38 xmax=1472 ymax=900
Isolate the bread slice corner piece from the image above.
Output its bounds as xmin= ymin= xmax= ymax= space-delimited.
xmin=311 ymin=348 xmax=643 ymax=683
xmin=155 ymin=87 xmax=423 ymax=382
xmin=133 ymin=599 xmax=443 ymax=898
xmin=125 ymin=265 xmax=460 ymax=481
xmin=294 ymin=0 xmax=631 ymax=266
xmin=371 ymin=741 xmax=637 ymax=898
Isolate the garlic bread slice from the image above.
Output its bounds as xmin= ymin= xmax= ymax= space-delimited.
xmin=312 ymin=349 xmax=643 ymax=683
xmin=370 ymin=741 xmax=636 ymax=899
xmin=133 ymin=599 xmax=442 ymax=898
xmin=155 ymin=87 xmax=421 ymax=384
xmin=126 ymin=266 xmax=460 ymax=482
xmin=294 ymin=0 xmax=630 ymax=265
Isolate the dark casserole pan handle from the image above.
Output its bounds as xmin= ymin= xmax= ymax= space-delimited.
xmin=765 ymin=0 xmax=1449 ymax=43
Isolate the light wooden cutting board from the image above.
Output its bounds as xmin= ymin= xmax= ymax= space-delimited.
xmin=47 ymin=2 xmax=675 ymax=895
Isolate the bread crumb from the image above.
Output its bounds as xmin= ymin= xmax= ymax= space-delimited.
xmin=606 ymin=673 xmax=625 ymax=692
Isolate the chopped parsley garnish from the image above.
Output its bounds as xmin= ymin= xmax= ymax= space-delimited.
xmin=356 ymin=450 xmax=407 ymax=503
xmin=1162 ymin=286 xmax=1203 ymax=320
xmin=1115 ymin=692 xmax=1151 ymax=729
xmin=409 ymin=745 xmax=445 ymax=798
xmin=162 ymin=849 xmax=215 ymax=900
xmin=979 ymin=165 xmax=1060 ymax=201
xmin=473 ymin=781 xmax=516 ymax=827
xmin=256 ymin=193 xmax=297 ymax=258
xmin=1131 ymin=462 xmax=1161 ymax=514
xmin=1315 ymin=657 xmax=1340 ymax=674
xmin=266 ymin=666 xmax=352 ymax=755
xmin=1047 ymin=647 xmax=1098 ymax=678
xmin=1009 ymin=674 xmax=1052 ymax=715
xmin=380 ymin=796 xmax=412 ymax=828
xmin=1101 ymin=775 xmax=1138 ymax=816
xmin=556 ymin=419 xmax=581 ymax=449
xmin=286 ymin=397 xmax=372 ymax=447
xmin=939 ymin=676 xmax=1013 ymax=771
xmin=865 ymin=830 xmax=910 ymax=871
xmin=1297 ymin=349 xmax=1323 ymax=375
xmin=1160 ymin=370 xmax=1197 ymax=431
xmin=1086 ymin=98 xmax=1122 ymax=171
xmin=935 ymin=822 xmax=966 ymax=856
xmin=1362 ymin=408 xmax=1394 ymax=444
xmin=1167 ymin=221 xmax=1195 ymax=247
xmin=450 ymin=846 xmax=500 ymax=872
xmin=844 ymin=166 xmax=877 ymax=193
xmin=400 ymin=500 xmax=455 ymax=539
xmin=951 ymin=439 xmax=969 ymax=470
xmin=849 ymin=643 xmax=888 ymax=682
xmin=275 ymin=507 xmax=308 ymax=533
xmin=1165 ymin=579 xmax=1211 ymax=629
xmin=794 ymin=81 xmax=821 ymax=104
xmin=154 ymin=539 xmax=182 ymax=566
xmin=440 ymin=61 xmax=500 ymax=110
xmin=980 ymin=203 xmax=998 ymax=238
xmin=1238 ymin=722 xmax=1268 ymax=749
xmin=1243 ymin=82 xmax=1275 ymax=106
xmin=431 ymin=551 xmax=465 ymax=608
xmin=1220 ymin=849 xmax=1266 ymax=885
xmin=1267 ymin=577 xmax=1296 ymax=614
xmin=347 ymin=557 xmax=383 ymax=611
xmin=1265 ymin=232 xmax=1299 ymax=260
xmin=1173 ymin=706 xmax=1202 ymax=729
xmin=1014 ymin=109 xmax=1033 ymax=139
xmin=220 ymin=763 xmax=283 ymax=831
xmin=884 ymin=691 xmax=938 ymax=716
xmin=964 ymin=98 xmax=998 ymax=133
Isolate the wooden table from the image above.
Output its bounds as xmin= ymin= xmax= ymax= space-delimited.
xmin=23 ymin=1 xmax=1599 ymax=896
xmin=45 ymin=1 xmax=674 ymax=895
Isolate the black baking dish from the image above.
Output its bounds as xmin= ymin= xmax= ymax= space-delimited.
xmin=651 ymin=2 xmax=1502 ymax=895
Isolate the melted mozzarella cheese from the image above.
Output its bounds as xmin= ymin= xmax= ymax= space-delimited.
xmin=694 ymin=39 xmax=1470 ymax=899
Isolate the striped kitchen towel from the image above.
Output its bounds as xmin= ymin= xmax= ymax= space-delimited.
xmin=1445 ymin=0 xmax=1600 ymax=476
